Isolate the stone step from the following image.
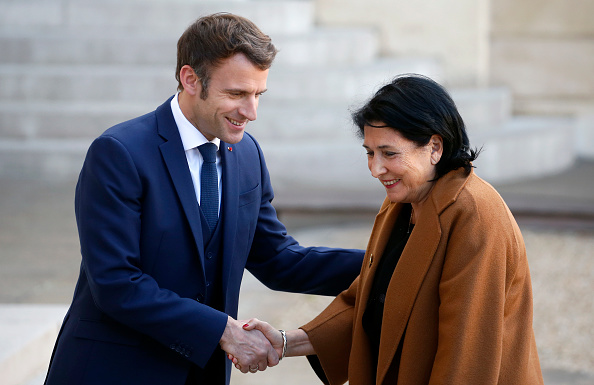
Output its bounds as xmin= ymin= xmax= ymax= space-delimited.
xmin=267 ymin=58 xmax=442 ymax=103
xmin=0 ymin=87 xmax=505 ymax=141
xmin=0 ymin=64 xmax=180 ymax=104
xmin=258 ymin=88 xmax=513 ymax=139
xmin=0 ymin=27 xmax=379 ymax=67
xmin=272 ymin=27 xmax=380 ymax=67
xmin=0 ymin=138 xmax=91 ymax=180
xmin=0 ymin=0 xmax=314 ymax=35
xmin=471 ymin=116 xmax=576 ymax=183
xmin=257 ymin=139 xmax=383 ymax=209
xmin=258 ymin=116 xmax=576 ymax=207
xmin=576 ymin=113 xmax=594 ymax=159
xmin=451 ymin=87 xmax=513 ymax=133
xmin=0 ymin=101 xmax=151 ymax=140
xmin=0 ymin=116 xmax=576 ymax=198
xmin=0 ymin=58 xmax=441 ymax=104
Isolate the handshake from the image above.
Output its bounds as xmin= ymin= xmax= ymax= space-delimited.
xmin=219 ymin=316 xmax=311 ymax=374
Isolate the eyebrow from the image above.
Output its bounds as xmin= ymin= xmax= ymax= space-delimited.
xmin=224 ymin=88 xmax=268 ymax=95
xmin=362 ymin=144 xmax=394 ymax=149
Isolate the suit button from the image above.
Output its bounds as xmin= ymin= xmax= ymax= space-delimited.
xmin=196 ymin=294 xmax=204 ymax=302
xmin=207 ymin=252 xmax=213 ymax=259
xmin=206 ymin=281 xmax=210 ymax=287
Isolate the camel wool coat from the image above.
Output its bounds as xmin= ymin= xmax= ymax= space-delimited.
xmin=302 ymin=168 xmax=543 ymax=385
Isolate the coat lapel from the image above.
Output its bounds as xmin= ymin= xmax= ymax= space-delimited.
xmin=372 ymin=170 xmax=469 ymax=384
xmin=348 ymin=200 xmax=400 ymax=383
xmin=357 ymin=200 xmax=400 ymax=315
xmin=375 ymin=201 xmax=442 ymax=383
xmin=350 ymin=193 xmax=443 ymax=384
xmin=156 ymin=99 xmax=207 ymax=267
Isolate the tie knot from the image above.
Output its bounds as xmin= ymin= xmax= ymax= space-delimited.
xmin=198 ymin=143 xmax=217 ymax=163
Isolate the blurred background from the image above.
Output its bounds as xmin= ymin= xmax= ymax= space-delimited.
xmin=0 ymin=0 xmax=593 ymax=384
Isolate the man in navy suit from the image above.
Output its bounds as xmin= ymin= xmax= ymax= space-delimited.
xmin=44 ymin=12 xmax=364 ymax=385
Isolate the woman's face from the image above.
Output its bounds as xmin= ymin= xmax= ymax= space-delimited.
xmin=363 ymin=124 xmax=443 ymax=205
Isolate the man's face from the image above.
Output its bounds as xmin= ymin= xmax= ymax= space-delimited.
xmin=185 ymin=53 xmax=269 ymax=144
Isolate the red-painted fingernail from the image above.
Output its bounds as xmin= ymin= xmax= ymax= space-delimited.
xmin=243 ymin=323 xmax=249 ymax=328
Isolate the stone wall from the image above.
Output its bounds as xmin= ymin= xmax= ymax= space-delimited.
xmin=489 ymin=0 xmax=594 ymax=116
xmin=315 ymin=0 xmax=594 ymax=159
xmin=315 ymin=0 xmax=594 ymax=114
xmin=315 ymin=0 xmax=490 ymax=87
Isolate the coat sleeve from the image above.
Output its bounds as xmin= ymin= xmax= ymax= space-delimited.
xmin=299 ymin=275 xmax=360 ymax=385
xmin=76 ymin=135 xmax=228 ymax=368
xmin=244 ymin=136 xmax=365 ymax=296
xmin=429 ymin=188 xmax=528 ymax=383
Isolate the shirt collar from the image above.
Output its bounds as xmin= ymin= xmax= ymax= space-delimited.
xmin=171 ymin=92 xmax=221 ymax=151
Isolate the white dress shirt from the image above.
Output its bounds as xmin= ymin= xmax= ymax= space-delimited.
xmin=170 ymin=93 xmax=222 ymax=214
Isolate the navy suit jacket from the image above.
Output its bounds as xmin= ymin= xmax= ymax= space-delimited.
xmin=45 ymin=97 xmax=364 ymax=385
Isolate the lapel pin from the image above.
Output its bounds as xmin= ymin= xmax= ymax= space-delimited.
xmin=227 ymin=146 xmax=232 ymax=152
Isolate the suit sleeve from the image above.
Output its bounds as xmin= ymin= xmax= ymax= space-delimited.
xmin=76 ymin=135 xmax=228 ymax=368
xmin=244 ymin=138 xmax=365 ymax=296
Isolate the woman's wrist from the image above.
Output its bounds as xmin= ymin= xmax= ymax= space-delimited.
xmin=279 ymin=329 xmax=287 ymax=360
xmin=285 ymin=328 xmax=315 ymax=357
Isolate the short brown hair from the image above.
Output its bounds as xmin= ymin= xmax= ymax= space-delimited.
xmin=175 ymin=12 xmax=278 ymax=98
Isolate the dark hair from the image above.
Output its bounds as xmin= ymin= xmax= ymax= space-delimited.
xmin=175 ymin=12 xmax=278 ymax=99
xmin=352 ymin=74 xmax=480 ymax=179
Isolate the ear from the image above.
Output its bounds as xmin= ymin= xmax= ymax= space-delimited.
xmin=429 ymin=135 xmax=443 ymax=165
xmin=179 ymin=65 xmax=201 ymax=97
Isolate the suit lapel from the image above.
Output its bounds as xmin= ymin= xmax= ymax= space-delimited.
xmin=156 ymin=99 xmax=207 ymax=266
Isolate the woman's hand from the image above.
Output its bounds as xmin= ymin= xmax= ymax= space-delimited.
xmin=219 ymin=316 xmax=279 ymax=374
xmin=243 ymin=318 xmax=284 ymax=356
xmin=227 ymin=318 xmax=316 ymax=373
xmin=227 ymin=318 xmax=283 ymax=372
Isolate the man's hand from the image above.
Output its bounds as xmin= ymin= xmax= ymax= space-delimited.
xmin=241 ymin=318 xmax=283 ymax=358
xmin=219 ymin=316 xmax=279 ymax=373
xmin=232 ymin=319 xmax=316 ymax=361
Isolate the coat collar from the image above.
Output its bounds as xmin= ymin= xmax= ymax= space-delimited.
xmin=352 ymin=168 xmax=472 ymax=383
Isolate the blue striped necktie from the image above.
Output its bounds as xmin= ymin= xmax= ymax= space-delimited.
xmin=198 ymin=143 xmax=218 ymax=237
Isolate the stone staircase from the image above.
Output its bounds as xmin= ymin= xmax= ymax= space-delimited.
xmin=0 ymin=0 xmax=576 ymax=206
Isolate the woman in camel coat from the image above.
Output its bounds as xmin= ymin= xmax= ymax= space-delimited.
xmin=234 ymin=74 xmax=544 ymax=384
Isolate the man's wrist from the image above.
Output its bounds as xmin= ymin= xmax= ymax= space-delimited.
xmin=219 ymin=316 xmax=235 ymax=346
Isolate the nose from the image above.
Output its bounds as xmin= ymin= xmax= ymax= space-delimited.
xmin=239 ymin=96 xmax=258 ymax=121
xmin=368 ymin=156 xmax=386 ymax=179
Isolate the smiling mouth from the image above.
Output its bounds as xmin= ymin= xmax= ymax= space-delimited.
xmin=227 ymin=117 xmax=246 ymax=127
xmin=382 ymin=179 xmax=400 ymax=186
